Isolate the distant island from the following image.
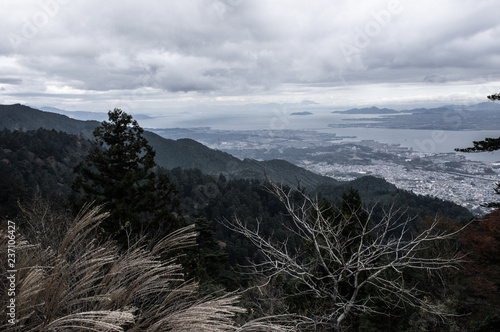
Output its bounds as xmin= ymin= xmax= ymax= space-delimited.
xmin=328 ymin=103 xmax=500 ymax=130
xmin=290 ymin=111 xmax=313 ymax=116
xmin=334 ymin=106 xmax=399 ymax=114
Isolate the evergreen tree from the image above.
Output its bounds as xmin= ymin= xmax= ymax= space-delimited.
xmin=488 ymin=93 xmax=500 ymax=101
xmin=181 ymin=218 xmax=228 ymax=290
xmin=72 ymin=108 xmax=181 ymax=240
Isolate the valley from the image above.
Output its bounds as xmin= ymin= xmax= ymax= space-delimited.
xmin=2 ymin=103 xmax=500 ymax=215
xmin=150 ymin=126 xmax=500 ymax=215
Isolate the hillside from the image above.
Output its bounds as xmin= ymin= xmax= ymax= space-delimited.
xmin=0 ymin=126 xmax=472 ymax=220
xmin=0 ymin=105 xmax=474 ymax=224
xmin=0 ymin=128 xmax=93 ymax=216
xmin=0 ymin=103 xmax=475 ymax=220
xmin=0 ymin=104 xmax=99 ymax=137
xmin=329 ymin=103 xmax=500 ymax=130
xmin=0 ymin=104 xmax=336 ymax=187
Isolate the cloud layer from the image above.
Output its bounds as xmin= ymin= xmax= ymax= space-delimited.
xmin=1 ymin=0 xmax=500 ymax=111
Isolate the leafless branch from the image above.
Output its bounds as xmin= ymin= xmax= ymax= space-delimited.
xmin=224 ymin=181 xmax=469 ymax=331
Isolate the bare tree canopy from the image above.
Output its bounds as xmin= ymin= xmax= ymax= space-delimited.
xmin=224 ymin=182 xmax=468 ymax=332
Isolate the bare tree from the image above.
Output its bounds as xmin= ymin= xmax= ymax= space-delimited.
xmin=224 ymin=182 xmax=468 ymax=332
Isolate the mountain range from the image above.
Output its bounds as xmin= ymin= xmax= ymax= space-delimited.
xmin=0 ymin=104 xmax=335 ymax=188
xmin=0 ymin=103 xmax=475 ymax=223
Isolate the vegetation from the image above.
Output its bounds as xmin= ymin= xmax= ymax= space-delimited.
xmin=0 ymin=198 xmax=294 ymax=331
xmin=0 ymin=104 xmax=98 ymax=138
xmin=224 ymin=183 xmax=468 ymax=331
xmin=0 ymin=128 xmax=92 ymax=217
xmin=1 ymin=106 xmax=499 ymax=330
xmin=0 ymin=104 xmax=335 ymax=187
xmin=456 ymin=209 xmax=500 ymax=330
xmin=488 ymin=93 xmax=500 ymax=101
xmin=72 ymin=109 xmax=182 ymax=241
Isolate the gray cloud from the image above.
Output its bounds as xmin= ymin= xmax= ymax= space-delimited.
xmin=0 ymin=78 xmax=22 ymax=85
xmin=1 ymin=0 xmax=500 ymax=110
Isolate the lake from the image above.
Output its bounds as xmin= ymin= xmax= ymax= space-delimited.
xmin=141 ymin=109 xmax=500 ymax=162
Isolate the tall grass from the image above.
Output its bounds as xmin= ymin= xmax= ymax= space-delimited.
xmin=1 ymin=200 xmax=295 ymax=331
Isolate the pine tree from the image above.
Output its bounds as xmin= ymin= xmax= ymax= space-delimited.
xmin=72 ymin=109 xmax=181 ymax=240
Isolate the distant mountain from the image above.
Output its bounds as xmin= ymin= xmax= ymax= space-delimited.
xmin=0 ymin=104 xmax=336 ymax=188
xmin=38 ymin=106 xmax=154 ymax=122
xmin=290 ymin=111 xmax=313 ymax=116
xmin=462 ymin=102 xmax=500 ymax=111
xmin=397 ymin=103 xmax=500 ymax=114
xmin=0 ymin=104 xmax=474 ymax=222
xmin=335 ymin=106 xmax=399 ymax=114
xmin=401 ymin=106 xmax=452 ymax=114
xmin=328 ymin=103 xmax=500 ymax=130
xmin=37 ymin=106 xmax=109 ymax=121
xmin=0 ymin=104 xmax=99 ymax=137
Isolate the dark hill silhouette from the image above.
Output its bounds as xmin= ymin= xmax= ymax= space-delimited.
xmin=0 ymin=104 xmax=336 ymax=187
xmin=0 ymin=104 xmax=99 ymax=137
xmin=0 ymin=111 xmax=473 ymax=222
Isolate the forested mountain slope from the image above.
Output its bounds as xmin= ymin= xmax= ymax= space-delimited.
xmin=0 ymin=104 xmax=99 ymax=137
xmin=0 ymin=104 xmax=474 ymax=221
xmin=0 ymin=127 xmax=473 ymax=223
xmin=0 ymin=128 xmax=92 ymax=216
xmin=1 ymin=107 xmax=487 ymax=331
xmin=1 ymin=104 xmax=335 ymax=187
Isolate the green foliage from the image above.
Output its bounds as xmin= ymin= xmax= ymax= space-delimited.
xmin=180 ymin=218 xmax=229 ymax=293
xmin=3 ymin=105 xmax=493 ymax=330
xmin=0 ymin=128 xmax=92 ymax=217
xmin=72 ymin=109 xmax=182 ymax=240
xmin=316 ymin=175 xmax=472 ymax=222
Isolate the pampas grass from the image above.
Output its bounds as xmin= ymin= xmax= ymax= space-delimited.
xmin=1 ymin=200 xmax=296 ymax=331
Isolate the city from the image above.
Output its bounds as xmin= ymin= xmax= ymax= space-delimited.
xmin=152 ymin=127 xmax=500 ymax=215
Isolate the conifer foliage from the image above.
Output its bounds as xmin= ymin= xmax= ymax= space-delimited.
xmin=72 ymin=109 xmax=180 ymax=239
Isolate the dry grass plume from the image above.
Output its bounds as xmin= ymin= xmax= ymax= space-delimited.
xmin=1 ymin=198 xmax=296 ymax=331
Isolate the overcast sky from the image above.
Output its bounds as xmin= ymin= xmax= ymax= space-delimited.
xmin=1 ymin=0 xmax=500 ymax=114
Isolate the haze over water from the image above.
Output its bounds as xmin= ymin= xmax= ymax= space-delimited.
xmin=141 ymin=109 xmax=500 ymax=163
